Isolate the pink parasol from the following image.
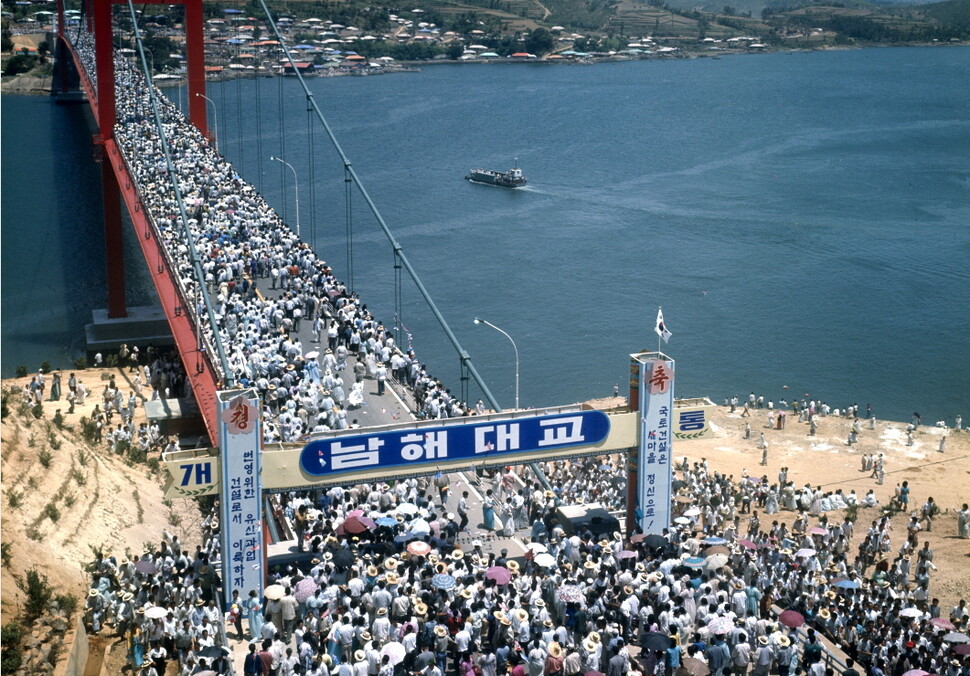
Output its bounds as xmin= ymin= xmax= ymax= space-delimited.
xmin=342 ymin=515 xmax=376 ymax=534
xmin=407 ymin=541 xmax=431 ymax=556
xmin=779 ymin=609 xmax=805 ymax=628
xmin=738 ymin=539 xmax=758 ymax=550
xmin=485 ymin=566 xmax=512 ymax=585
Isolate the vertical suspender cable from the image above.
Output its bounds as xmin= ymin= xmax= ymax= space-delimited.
xmin=307 ymin=97 xmax=317 ymax=252
xmin=254 ymin=53 xmax=263 ymax=194
xmin=255 ymin=0 xmax=500 ymax=411
xmin=124 ymin=0 xmax=233 ymax=385
xmin=277 ymin=54 xmax=287 ymax=223
xmin=344 ymin=165 xmax=354 ymax=293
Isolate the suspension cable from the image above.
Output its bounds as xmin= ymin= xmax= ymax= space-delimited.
xmin=124 ymin=0 xmax=234 ymax=385
xmin=344 ymin=165 xmax=353 ymax=293
xmin=255 ymin=0 xmax=501 ymax=411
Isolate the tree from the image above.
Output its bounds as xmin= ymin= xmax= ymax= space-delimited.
xmin=446 ymin=42 xmax=463 ymax=60
xmin=723 ymin=5 xmax=736 ymax=15
xmin=523 ymin=27 xmax=554 ymax=55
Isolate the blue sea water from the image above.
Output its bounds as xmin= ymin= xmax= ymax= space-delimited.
xmin=2 ymin=46 xmax=969 ymax=423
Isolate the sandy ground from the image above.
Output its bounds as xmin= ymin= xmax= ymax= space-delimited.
xmin=676 ymin=403 xmax=970 ymax=609
xmin=1 ymin=368 xmax=202 ymax=621
xmin=2 ymin=371 xmax=967 ymax=673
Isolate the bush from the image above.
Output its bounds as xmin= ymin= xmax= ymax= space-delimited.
xmin=1 ymin=622 xmax=25 ymax=672
xmin=15 ymin=568 xmax=53 ymax=619
xmin=73 ymin=356 xmax=88 ymax=370
xmin=40 ymin=361 xmax=52 ymax=374
xmin=56 ymin=593 xmax=79 ymax=615
xmin=30 ymin=403 xmax=43 ymax=420
xmin=1 ymin=542 xmax=11 ymax=567
xmin=7 ymin=491 xmax=22 ymax=509
xmin=105 ymin=354 xmax=119 ymax=367
xmin=52 ymin=411 xmax=65 ymax=429
xmin=43 ymin=503 xmax=60 ymax=522
xmin=79 ymin=417 xmax=98 ymax=444
xmin=77 ymin=449 xmax=89 ymax=466
xmin=15 ymin=366 xmax=28 ymax=378
xmin=38 ymin=449 xmax=53 ymax=469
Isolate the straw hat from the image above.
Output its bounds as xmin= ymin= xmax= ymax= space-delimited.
xmin=819 ymin=609 xmax=831 ymax=620
xmin=378 ymin=608 xmax=388 ymax=616
xmin=733 ymin=581 xmax=744 ymax=591
xmin=450 ymin=549 xmax=464 ymax=560
xmin=435 ymin=625 xmax=448 ymax=637
xmin=584 ymin=561 xmax=596 ymax=570
xmin=386 ymin=573 xmax=400 ymax=585
xmin=355 ymin=650 xmax=366 ymax=662
xmin=543 ymin=618 xmax=553 ymax=628
xmin=779 ymin=548 xmax=793 ymax=556
xmin=88 ymin=589 xmax=99 ymax=598
xmin=778 ymin=636 xmax=791 ymax=647
xmin=758 ymin=636 xmax=769 ymax=646
xmin=435 ymin=562 xmax=448 ymax=574
xmin=362 ymin=631 xmax=372 ymax=641
xmin=515 ymin=608 xmax=529 ymax=623
xmin=623 ymin=586 xmax=634 ymax=596
xmin=598 ymin=539 xmax=610 ymax=548
xmin=385 ymin=558 xmax=399 ymax=571
xmin=493 ymin=610 xmax=507 ymax=621
xmin=321 ymin=655 xmax=333 ymax=666
xmin=460 ymin=588 xmax=473 ymax=599
xmin=367 ymin=565 xmax=379 ymax=577
xmin=535 ymin=599 xmax=545 ymax=608
xmin=311 ymin=558 xmax=321 ymax=565
xmin=825 ymin=590 xmax=837 ymax=600
xmin=414 ymin=602 xmax=428 ymax=616
xmin=588 ymin=631 xmax=601 ymax=644
xmin=583 ymin=639 xmax=597 ymax=652
xmin=549 ymin=643 xmax=563 ymax=658
xmin=500 ymin=615 xmax=512 ymax=626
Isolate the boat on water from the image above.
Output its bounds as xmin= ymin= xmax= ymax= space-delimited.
xmin=465 ymin=163 xmax=526 ymax=188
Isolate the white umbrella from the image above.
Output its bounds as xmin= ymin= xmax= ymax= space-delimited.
xmin=533 ymin=552 xmax=557 ymax=568
xmin=526 ymin=543 xmax=548 ymax=554
xmin=684 ymin=507 xmax=702 ymax=517
xmin=899 ymin=608 xmax=922 ymax=618
xmin=264 ymin=584 xmax=285 ymax=600
xmin=408 ymin=518 xmax=431 ymax=535
xmin=144 ymin=606 xmax=169 ymax=619
xmin=305 ymin=351 xmax=320 ymax=360
xmin=795 ymin=548 xmax=816 ymax=558
xmin=381 ymin=642 xmax=407 ymax=665
xmin=705 ymin=554 xmax=730 ymax=570
xmin=396 ymin=503 xmax=419 ymax=516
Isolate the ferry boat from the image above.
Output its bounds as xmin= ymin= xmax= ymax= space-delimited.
xmin=465 ymin=163 xmax=526 ymax=188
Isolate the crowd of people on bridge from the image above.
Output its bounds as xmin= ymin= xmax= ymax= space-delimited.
xmin=68 ymin=28 xmax=969 ymax=676
xmin=73 ymin=31 xmax=475 ymax=446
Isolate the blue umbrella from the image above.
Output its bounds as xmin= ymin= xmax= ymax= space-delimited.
xmin=702 ymin=537 xmax=727 ymax=545
xmin=393 ymin=533 xmax=417 ymax=543
xmin=432 ymin=574 xmax=456 ymax=590
xmin=376 ymin=517 xmax=397 ymax=527
xmin=223 ymin=8 xmax=242 ymax=13
xmin=833 ymin=579 xmax=860 ymax=589
xmin=684 ymin=557 xmax=705 ymax=568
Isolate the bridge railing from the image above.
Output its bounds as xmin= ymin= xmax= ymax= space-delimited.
xmin=112 ymin=139 xmax=226 ymax=385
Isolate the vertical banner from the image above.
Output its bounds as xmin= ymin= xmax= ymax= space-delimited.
xmin=634 ymin=352 xmax=674 ymax=535
xmin=218 ymin=389 xmax=263 ymax=608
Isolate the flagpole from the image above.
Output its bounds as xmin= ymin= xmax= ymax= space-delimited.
xmin=658 ymin=306 xmax=662 ymax=353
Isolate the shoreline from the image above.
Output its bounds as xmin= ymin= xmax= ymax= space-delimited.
xmin=2 ymin=41 xmax=965 ymax=96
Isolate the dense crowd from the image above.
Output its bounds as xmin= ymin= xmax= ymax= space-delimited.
xmin=73 ymin=30 xmax=474 ymax=446
xmin=68 ymin=29 xmax=970 ymax=676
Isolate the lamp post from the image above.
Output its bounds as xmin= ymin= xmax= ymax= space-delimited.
xmin=269 ymin=156 xmax=300 ymax=238
xmin=195 ymin=92 xmax=218 ymax=153
xmin=474 ymin=318 xmax=519 ymax=410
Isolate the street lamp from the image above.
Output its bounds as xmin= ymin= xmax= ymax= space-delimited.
xmin=474 ymin=317 xmax=519 ymax=410
xmin=195 ymin=92 xmax=218 ymax=153
xmin=269 ymin=156 xmax=300 ymax=238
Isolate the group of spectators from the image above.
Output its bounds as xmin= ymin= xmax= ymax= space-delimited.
xmin=71 ymin=29 xmax=475 ymax=448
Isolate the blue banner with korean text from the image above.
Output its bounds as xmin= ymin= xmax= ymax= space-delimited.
xmin=300 ymin=411 xmax=611 ymax=478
